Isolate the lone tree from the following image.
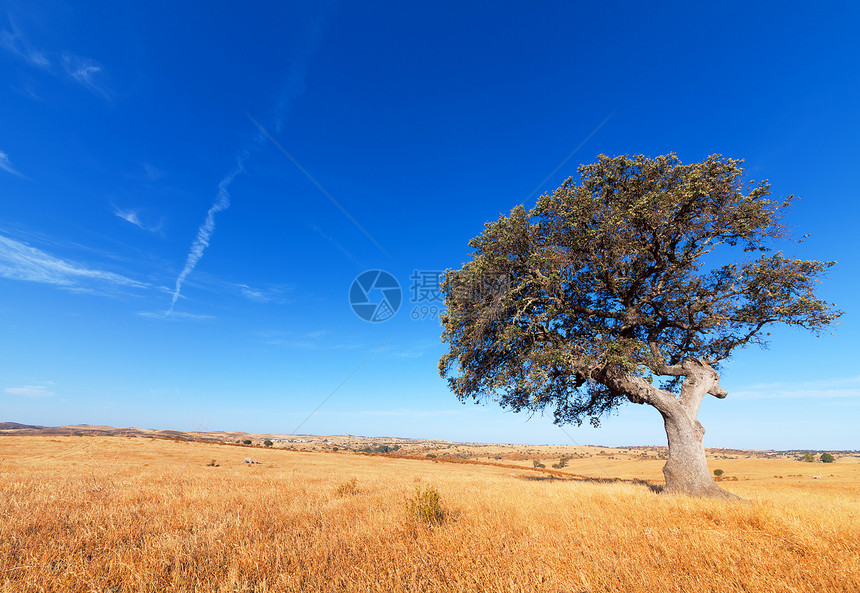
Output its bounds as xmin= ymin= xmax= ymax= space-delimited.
xmin=439 ymin=154 xmax=840 ymax=498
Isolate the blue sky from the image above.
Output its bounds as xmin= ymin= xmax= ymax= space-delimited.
xmin=1 ymin=1 xmax=858 ymax=449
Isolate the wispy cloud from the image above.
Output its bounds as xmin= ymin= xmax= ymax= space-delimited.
xmin=61 ymin=53 xmax=111 ymax=99
xmin=1 ymin=17 xmax=111 ymax=99
xmin=0 ymin=233 xmax=148 ymax=293
xmin=113 ymin=207 xmax=163 ymax=234
xmin=114 ymin=208 xmax=144 ymax=228
xmin=731 ymin=375 xmax=860 ymax=400
xmin=253 ymin=329 xmax=364 ymax=350
xmin=137 ymin=310 xmax=214 ymax=322
xmin=168 ymin=156 xmax=247 ymax=315
xmin=390 ymin=350 xmax=426 ymax=359
xmin=4 ymin=384 xmax=55 ymax=397
xmin=0 ymin=19 xmax=50 ymax=69
xmin=141 ymin=162 xmax=165 ymax=182
xmin=238 ymin=283 xmax=291 ymax=303
xmin=0 ymin=150 xmax=28 ymax=179
xmin=167 ymin=13 xmax=327 ymax=316
xmin=239 ymin=284 xmax=271 ymax=303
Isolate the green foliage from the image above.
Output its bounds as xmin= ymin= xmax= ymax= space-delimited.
xmin=242 ymin=439 xmax=252 ymax=445
xmin=405 ymin=485 xmax=446 ymax=526
xmin=820 ymin=452 xmax=835 ymax=463
xmin=425 ymin=454 xmax=437 ymax=458
xmin=361 ymin=444 xmax=401 ymax=454
xmin=800 ymin=452 xmax=816 ymax=462
xmin=263 ymin=440 xmax=273 ymax=447
xmin=533 ymin=460 xmax=545 ymax=469
xmin=439 ymin=153 xmax=841 ymax=427
xmin=551 ymin=456 xmax=570 ymax=469
xmin=713 ymin=469 xmax=724 ymax=477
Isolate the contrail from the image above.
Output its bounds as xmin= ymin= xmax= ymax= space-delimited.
xmin=167 ymin=154 xmax=247 ymax=315
xmin=165 ymin=10 xmax=327 ymax=316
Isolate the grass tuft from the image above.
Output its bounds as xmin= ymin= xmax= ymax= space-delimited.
xmin=405 ymin=484 xmax=446 ymax=526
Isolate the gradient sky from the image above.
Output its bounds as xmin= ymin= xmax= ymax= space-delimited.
xmin=1 ymin=1 xmax=858 ymax=450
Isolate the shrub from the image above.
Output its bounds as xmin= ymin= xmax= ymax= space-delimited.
xmin=406 ymin=485 xmax=445 ymax=526
xmin=800 ymin=452 xmax=815 ymax=462
xmin=335 ymin=477 xmax=358 ymax=496
xmin=206 ymin=459 xmax=219 ymax=467
xmin=361 ymin=444 xmax=398 ymax=454
xmin=263 ymin=440 xmax=273 ymax=447
xmin=242 ymin=439 xmax=252 ymax=445
xmin=713 ymin=469 xmax=724 ymax=478
xmin=820 ymin=452 xmax=835 ymax=463
xmin=533 ymin=460 xmax=545 ymax=469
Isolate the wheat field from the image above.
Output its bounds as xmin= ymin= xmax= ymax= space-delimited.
xmin=1 ymin=435 xmax=857 ymax=592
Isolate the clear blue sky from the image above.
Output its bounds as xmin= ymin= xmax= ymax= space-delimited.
xmin=2 ymin=1 xmax=858 ymax=449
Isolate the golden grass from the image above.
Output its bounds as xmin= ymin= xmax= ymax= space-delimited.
xmin=1 ymin=436 xmax=858 ymax=592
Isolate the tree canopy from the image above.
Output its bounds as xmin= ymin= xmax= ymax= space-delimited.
xmin=439 ymin=154 xmax=841 ymax=428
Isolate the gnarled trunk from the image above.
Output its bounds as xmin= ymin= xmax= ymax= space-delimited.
xmin=599 ymin=357 xmax=738 ymax=499
xmin=660 ymin=405 xmax=732 ymax=498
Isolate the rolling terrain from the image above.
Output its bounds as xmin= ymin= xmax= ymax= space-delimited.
xmin=1 ymin=427 xmax=857 ymax=592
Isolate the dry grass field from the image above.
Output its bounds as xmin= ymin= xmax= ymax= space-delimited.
xmin=1 ymin=435 xmax=858 ymax=592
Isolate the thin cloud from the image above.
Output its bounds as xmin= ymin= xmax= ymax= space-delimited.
xmin=1 ymin=17 xmax=111 ymax=99
xmin=12 ymin=82 xmax=45 ymax=102
xmin=0 ymin=233 xmax=148 ymax=293
xmin=239 ymin=284 xmax=271 ymax=303
xmin=0 ymin=19 xmax=50 ymax=69
xmin=168 ymin=156 xmax=247 ymax=315
xmin=61 ymin=54 xmax=111 ymax=99
xmin=4 ymin=385 xmax=55 ymax=397
xmin=238 ymin=283 xmax=290 ymax=303
xmin=113 ymin=207 xmax=164 ymax=234
xmin=141 ymin=162 xmax=165 ymax=181
xmin=731 ymin=375 xmax=860 ymax=400
xmin=137 ymin=310 xmax=214 ymax=321
xmin=0 ymin=150 xmax=28 ymax=179
xmin=253 ymin=329 xmax=363 ymax=350
xmin=167 ymin=11 xmax=327 ymax=315
xmin=114 ymin=208 xmax=144 ymax=228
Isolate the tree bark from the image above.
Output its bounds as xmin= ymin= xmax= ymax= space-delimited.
xmin=599 ymin=359 xmax=738 ymax=499
xmin=659 ymin=404 xmax=734 ymax=498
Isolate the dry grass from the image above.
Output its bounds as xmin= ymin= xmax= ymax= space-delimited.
xmin=1 ymin=436 xmax=858 ymax=592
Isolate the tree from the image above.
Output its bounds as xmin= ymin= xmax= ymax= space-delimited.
xmin=801 ymin=452 xmax=816 ymax=462
xmin=439 ymin=154 xmax=841 ymax=498
xmin=264 ymin=439 xmax=273 ymax=447
xmin=820 ymin=452 xmax=835 ymax=463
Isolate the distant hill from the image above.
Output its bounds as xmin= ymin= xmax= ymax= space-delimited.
xmin=0 ymin=422 xmax=44 ymax=430
xmin=3 ymin=422 xmax=854 ymax=456
xmin=0 ymin=421 xmax=449 ymax=449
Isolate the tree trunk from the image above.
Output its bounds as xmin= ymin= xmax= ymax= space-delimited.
xmin=657 ymin=360 xmax=738 ymax=499
xmin=600 ymin=358 xmax=738 ymax=499
xmin=659 ymin=405 xmax=734 ymax=498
